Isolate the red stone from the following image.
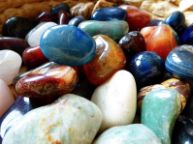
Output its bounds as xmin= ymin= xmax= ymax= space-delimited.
xmin=22 ymin=46 xmax=48 ymax=69
xmin=119 ymin=5 xmax=151 ymax=30
xmin=83 ymin=35 xmax=126 ymax=85
xmin=140 ymin=24 xmax=177 ymax=59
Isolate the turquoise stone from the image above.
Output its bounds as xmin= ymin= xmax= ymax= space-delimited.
xmin=141 ymin=88 xmax=181 ymax=144
xmin=40 ymin=25 xmax=96 ymax=66
xmin=94 ymin=124 xmax=161 ymax=144
xmin=165 ymin=45 xmax=193 ymax=79
xmin=78 ymin=20 xmax=129 ymax=41
xmin=91 ymin=7 xmax=126 ymax=21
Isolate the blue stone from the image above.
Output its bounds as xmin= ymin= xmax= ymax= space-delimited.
xmin=91 ymin=7 xmax=126 ymax=21
xmin=165 ymin=11 xmax=186 ymax=34
xmin=51 ymin=3 xmax=70 ymax=14
xmin=40 ymin=25 xmax=96 ymax=66
xmin=165 ymin=45 xmax=193 ymax=79
xmin=180 ymin=24 xmax=193 ymax=45
xmin=68 ymin=16 xmax=85 ymax=26
xmin=0 ymin=97 xmax=34 ymax=139
xmin=128 ymin=51 xmax=164 ymax=88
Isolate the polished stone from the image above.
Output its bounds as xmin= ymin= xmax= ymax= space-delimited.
xmin=3 ymin=94 xmax=102 ymax=144
xmin=141 ymin=88 xmax=182 ymax=144
xmin=78 ymin=20 xmax=129 ymax=41
xmin=141 ymin=24 xmax=178 ymax=59
xmin=40 ymin=25 xmax=96 ymax=66
xmin=128 ymin=51 xmax=164 ymax=88
xmin=0 ymin=37 xmax=29 ymax=56
xmin=180 ymin=24 xmax=193 ymax=45
xmin=68 ymin=16 xmax=85 ymax=26
xmin=91 ymin=70 xmax=137 ymax=131
xmin=91 ymin=7 xmax=126 ymax=21
xmin=0 ymin=50 xmax=22 ymax=85
xmin=84 ymin=35 xmax=126 ymax=85
xmin=94 ymin=124 xmax=161 ymax=144
xmin=165 ymin=45 xmax=193 ymax=79
xmin=26 ymin=22 xmax=57 ymax=47
xmin=2 ymin=17 xmax=37 ymax=38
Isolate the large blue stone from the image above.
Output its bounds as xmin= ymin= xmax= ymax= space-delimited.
xmin=40 ymin=25 xmax=96 ymax=66
xmin=91 ymin=7 xmax=126 ymax=21
xmin=128 ymin=51 xmax=164 ymax=88
xmin=180 ymin=24 xmax=193 ymax=45
xmin=165 ymin=45 xmax=193 ymax=79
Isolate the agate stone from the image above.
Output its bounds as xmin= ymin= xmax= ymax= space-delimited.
xmin=128 ymin=51 xmax=164 ymax=88
xmin=165 ymin=45 xmax=193 ymax=79
xmin=141 ymin=88 xmax=182 ymax=144
xmin=68 ymin=16 xmax=85 ymax=26
xmin=78 ymin=20 xmax=129 ymax=41
xmin=180 ymin=24 xmax=193 ymax=45
xmin=91 ymin=7 xmax=126 ymax=21
xmin=40 ymin=25 xmax=96 ymax=66
xmin=94 ymin=124 xmax=161 ymax=144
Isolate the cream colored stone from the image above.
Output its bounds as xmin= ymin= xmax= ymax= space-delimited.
xmin=0 ymin=79 xmax=14 ymax=117
xmin=91 ymin=70 xmax=137 ymax=131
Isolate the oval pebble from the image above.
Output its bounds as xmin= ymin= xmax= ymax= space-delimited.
xmin=91 ymin=70 xmax=137 ymax=131
xmin=40 ymin=25 xmax=96 ymax=66
xmin=0 ymin=50 xmax=22 ymax=85
xmin=26 ymin=22 xmax=57 ymax=47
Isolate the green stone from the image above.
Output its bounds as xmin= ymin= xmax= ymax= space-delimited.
xmin=78 ymin=20 xmax=129 ymax=41
xmin=141 ymin=88 xmax=181 ymax=144
xmin=94 ymin=124 xmax=161 ymax=144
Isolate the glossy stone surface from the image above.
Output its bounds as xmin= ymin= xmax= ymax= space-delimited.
xmin=2 ymin=17 xmax=37 ymax=38
xmin=180 ymin=24 xmax=193 ymax=45
xmin=128 ymin=51 xmax=164 ymax=88
xmin=36 ymin=11 xmax=54 ymax=23
xmin=119 ymin=31 xmax=146 ymax=56
xmin=119 ymin=5 xmax=151 ymax=30
xmin=78 ymin=20 xmax=129 ymax=41
xmin=91 ymin=7 xmax=126 ymax=21
xmin=94 ymin=124 xmax=161 ymax=144
xmin=161 ymin=78 xmax=191 ymax=111
xmin=26 ymin=22 xmax=57 ymax=47
xmin=141 ymin=24 xmax=178 ymax=59
xmin=141 ymin=88 xmax=181 ymax=144
xmin=0 ymin=97 xmax=34 ymax=139
xmin=165 ymin=45 xmax=193 ymax=79
xmin=172 ymin=116 xmax=193 ymax=144
xmin=0 ymin=50 xmax=22 ymax=85
xmin=147 ymin=19 xmax=166 ymax=26
xmin=70 ymin=2 xmax=94 ymax=19
xmin=3 ymin=94 xmax=102 ymax=144
xmin=15 ymin=64 xmax=78 ymax=102
xmin=165 ymin=11 xmax=186 ymax=34
xmin=0 ymin=79 xmax=14 ymax=117
xmin=22 ymin=46 xmax=48 ymax=69
xmin=68 ymin=16 xmax=85 ymax=26
xmin=58 ymin=10 xmax=70 ymax=24
xmin=84 ymin=35 xmax=126 ymax=85
xmin=91 ymin=70 xmax=137 ymax=131
xmin=40 ymin=25 xmax=96 ymax=66
xmin=0 ymin=37 xmax=29 ymax=55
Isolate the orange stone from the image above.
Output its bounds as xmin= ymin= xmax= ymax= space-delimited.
xmin=83 ymin=35 xmax=126 ymax=85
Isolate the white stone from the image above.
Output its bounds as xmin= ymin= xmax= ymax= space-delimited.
xmin=26 ymin=22 xmax=57 ymax=47
xmin=0 ymin=79 xmax=14 ymax=117
xmin=0 ymin=50 xmax=22 ymax=85
xmin=91 ymin=70 xmax=137 ymax=131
